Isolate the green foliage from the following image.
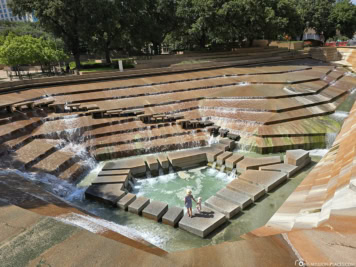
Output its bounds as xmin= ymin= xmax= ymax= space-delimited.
xmin=0 ymin=34 xmax=68 ymax=66
xmin=331 ymin=0 xmax=356 ymax=39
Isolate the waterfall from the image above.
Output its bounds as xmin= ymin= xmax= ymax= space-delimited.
xmin=212 ymin=162 xmax=217 ymax=169
xmin=326 ymin=133 xmax=337 ymax=149
xmin=169 ymin=166 xmax=174 ymax=174
xmin=208 ymin=135 xmax=220 ymax=145
xmin=330 ymin=111 xmax=349 ymax=123
xmin=228 ymin=168 xmax=237 ymax=179
xmin=220 ymin=165 xmax=225 ymax=173
xmin=158 ymin=168 xmax=164 ymax=176
xmin=146 ymin=170 xmax=152 ymax=178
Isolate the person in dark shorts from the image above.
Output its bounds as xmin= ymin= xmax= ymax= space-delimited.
xmin=184 ymin=189 xmax=197 ymax=218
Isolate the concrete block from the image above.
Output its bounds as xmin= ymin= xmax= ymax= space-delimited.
xmin=145 ymin=156 xmax=159 ymax=176
xmin=205 ymin=196 xmax=241 ymax=219
xmin=227 ymin=179 xmax=265 ymax=202
xmin=103 ymin=158 xmax=147 ymax=177
xmin=285 ymin=149 xmax=310 ymax=166
xmin=216 ymin=152 xmax=233 ymax=166
xmin=162 ymin=206 xmax=184 ymax=227
xmin=205 ymin=148 xmax=224 ymax=163
xmin=211 ymin=143 xmax=229 ymax=151
xmin=179 ymin=207 xmax=227 ymax=237
xmin=225 ymin=154 xmax=244 ymax=170
xmin=157 ymin=154 xmax=170 ymax=171
xmin=216 ymin=188 xmax=253 ymax=209
xmin=259 ymin=163 xmax=299 ymax=178
xmin=142 ymin=201 xmax=168 ymax=222
xmin=92 ymin=175 xmax=129 ymax=188
xmin=128 ymin=196 xmax=150 ymax=215
xmin=239 ymin=170 xmax=287 ymax=192
xmin=98 ymin=169 xmax=131 ymax=178
xmin=117 ymin=193 xmax=136 ymax=210
xmin=85 ymin=184 xmax=126 ymax=206
xmin=219 ymin=138 xmax=236 ymax=150
xmin=237 ymin=156 xmax=282 ymax=170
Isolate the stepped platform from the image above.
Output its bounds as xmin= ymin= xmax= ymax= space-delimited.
xmin=205 ymin=148 xmax=224 ymax=163
xmin=216 ymin=188 xmax=253 ymax=209
xmin=102 ymin=157 xmax=147 ymax=177
xmin=117 ymin=193 xmax=136 ymax=210
xmin=92 ymin=175 xmax=129 ymax=188
xmin=216 ymin=151 xmax=233 ymax=166
xmin=128 ymin=196 xmax=150 ymax=215
xmin=145 ymin=156 xmax=159 ymax=176
xmin=142 ymin=201 xmax=168 ymax=222
xmin=178 ymin=207 xmax=227 ymax=237
xmin=85 ymin=184 xmax=126 ymax=206
xmin=98 ymin=169 xmax=131 ymax=177
xmin=205 ymin=196 xmax=241 ymax=219
xmin=225 ymin=154 xmax=244 ymax=170
xmin=162 ymin=206 xmax=184 ymax=227
xmin=237 ymin=156 xmax=282 ymax=170
xmin=285 ymin=149 xmax=310 ymax=166
xmin=168 ymin=149 xmax=207 ymax=170
xmin=259 ymin=163 xmax=299 ymax=178
xmin=239 ymin=170 xmax=288 ymax=192
xmin=227 ymin=179 xmax=265 ymax=202
xmin=157 ymin=153 xmax=170 ymax=172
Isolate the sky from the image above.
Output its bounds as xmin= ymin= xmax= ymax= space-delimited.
xmin=353 ymin=0 xmax=356 ymax=4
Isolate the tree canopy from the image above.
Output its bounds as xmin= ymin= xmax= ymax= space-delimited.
xmin=6 ymin=0 xmax=356 ymax=67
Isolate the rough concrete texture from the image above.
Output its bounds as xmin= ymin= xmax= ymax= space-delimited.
xmin=259 ymin=163 xmax=299 ymax=178
xmin=216 ymin=187 xmax=253 ymax=209
xmin=239 ymin=170 xmax=288 ymax=192
xmin=237 ymin=156 xmax=282 ymax=170
xmin=85 ymin=184 xmax=126 ymax=206
xmin=142 ymin=201 xmax=169 ymax=222
xmin=225 ymin=153 xmax=244 ymax=170
xmin=227 ymin=179 xmax=266 ymax=202
xmin=285 ymin=149 xmax=310 ymax=166
xmin=162 ymin=206 xmax=184 ymax=227
xmin=206 ymin=148 xmax=224 ymax=163
xmin=179 ymin=207 xmax=227 ymax=237
xmin=117 ymin=193 xmax=136 ymax=210
xmin=92 ymin=175 xmax=129 ymax=187
xmin=204 ymin=196 xmax=241 ymax=219
xmin=216 ymin=151 xmax=233 ymax=165
xmin=128 ymin=197 xmax=150 ymax=215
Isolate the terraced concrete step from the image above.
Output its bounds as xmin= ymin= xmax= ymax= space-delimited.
xmin=98 ymin=169 xmax=131 ymax=177
xmin=92 ymin=175 xmax=129 ymax=188
xmin=157 ymin=153 xmax=170 ymax=171
xmin=142 ymin=201 xmax=168 ymax=222
xmin=102 ymin=157 xmax=147 ymax=177
xmin=227 ymin=179 xmax=265 ymax=202
xmin=237 ymin=156 xmax=282 ymax=170
xmin=225 ymin=153 xmax=244 ymax=170
xmin=85 ymin=184 xmax=126 ymax=206
xmin=216 ymin=152 xmax=233 ymax=166
xmin=259 ymin=163 xmax=299 ymax=178
xmin=206 ymin=148 xmax=224 ymax=163
xmin=239 ymin=170 xmax=287 ymax=192
xmin=178 ymin=206 xmax=227 ymax=238
xmin=117 ymin=193 xmax=136 ymax=210
xmin=128 ymin=196 xmax=150 ymax=215
xmin=204 ymin=196 xmax=241 ymax=219
xmin=145 ymin=156 xmax=159 ymax=175
xmin=285 ymin=149 xmax=310 ymax=166
xmin=216 ymin=187 xmax=253 ymax=209
xmin=162 ymin=206 xmax=184 ymax=227
xmin=219 ymin=138 xmax=236 ymax=150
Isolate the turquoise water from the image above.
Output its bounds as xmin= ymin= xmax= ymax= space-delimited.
xmin=132 ymin=167 xmax=234 ymax=209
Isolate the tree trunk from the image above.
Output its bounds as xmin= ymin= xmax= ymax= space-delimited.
xmin=73 ymin=52 xmax=81 ymax=70
xmin=248 ymin=38 xmax=254 ymax=47
xmin=105 ymin=48 xmax=111 ymax=64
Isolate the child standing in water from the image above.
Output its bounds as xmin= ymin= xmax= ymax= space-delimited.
xmin=184 ymin=189 xmax=197 ymax=218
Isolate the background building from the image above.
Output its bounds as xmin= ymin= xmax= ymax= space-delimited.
xmin=0 ymin=0 xmax=36 ymax=22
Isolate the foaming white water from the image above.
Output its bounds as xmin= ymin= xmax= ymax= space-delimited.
xmin=309 ymin=149 xmax=329 ymax=157
xmin=55 ymin=213 xmax=169 ymax=247
xmin=326 ymin=133 xmax=337 ymax=149
xmin=0 ymin=169 xmax=86 ymax=201
xmin=208 ymin=135 xmax=220 ymax=145
xmin=345 ymin=72 xmax=356 ymax=77
xmin=330 ymin=111 xmax=349 ymax=122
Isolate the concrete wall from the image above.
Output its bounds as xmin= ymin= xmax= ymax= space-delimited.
xmin=304 ymin=47 xmax=342 ymax=62
xmin=270 ymin=41 xmax=304 ymax=50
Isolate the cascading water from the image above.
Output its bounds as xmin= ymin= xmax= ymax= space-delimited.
xmin=220 ymin=165 xmax=225 ymax=173
xmin=211 ymin=162 xmax=217 ymax=169
xmin=228 ymin=168 xmax=237 ymax=179
xmin=325 ymin=132 xmax=338 ymax=149
xmin=208 ymin=135 xmax=220 ymax=145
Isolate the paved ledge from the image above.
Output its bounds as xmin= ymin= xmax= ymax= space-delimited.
xmin=142 ymin=201 xmax=168 ymax=222
xmin=179 ymin=207 xmax=227 ymax=237
xmin=128 ymin=197 xmax=150 ymax=215
xmin=162 ymin=206 xmax=184 ymax=227
xmin=239 ymin=170 xmax=287 ymax=192
xmin=85 ymin=184 xmax=126 ymax=206
xmin=237 ymin=156 xmax=282 ymax=170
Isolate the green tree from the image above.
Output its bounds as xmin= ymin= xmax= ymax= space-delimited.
xmin=9 ymin=0 xmax=97 ymax=69
xmin=0 ymin=34 xmax=67 ymax=75
xmin=331 ymin=0 xmax=356 ymax=39
xmin=297 ymin=0 xmax=336 ymax=42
